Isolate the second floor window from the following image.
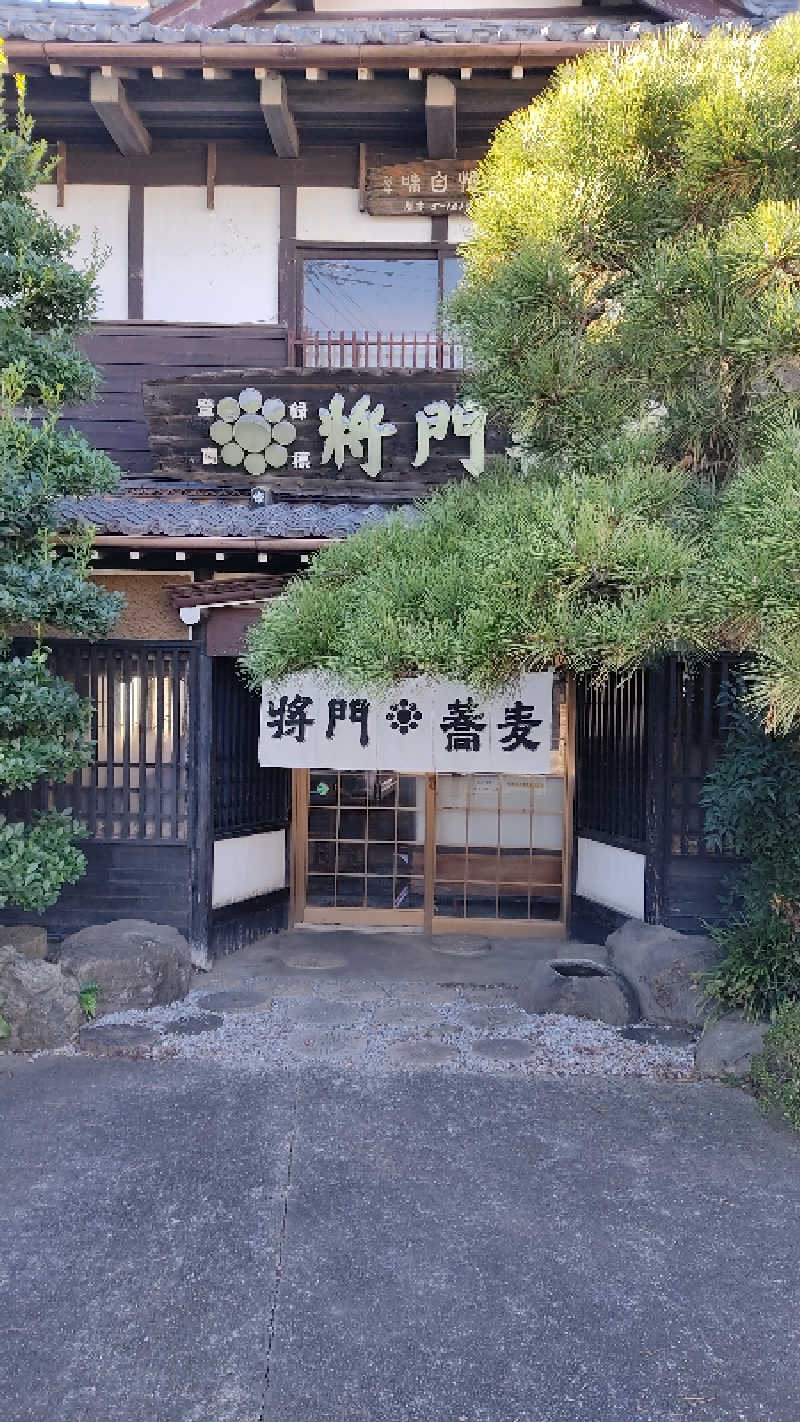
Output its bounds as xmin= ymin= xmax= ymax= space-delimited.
xmin=300 ymin=254 xmax=463 ymax=368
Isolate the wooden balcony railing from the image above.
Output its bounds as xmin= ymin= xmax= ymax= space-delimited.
xmin=292 ymin=329 xmax=465 ymax=371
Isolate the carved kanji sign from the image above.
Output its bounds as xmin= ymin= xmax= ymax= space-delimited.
xmin=365 ymin=160 xmax=479 ymax=216
xmin=144 ymin=369 xmax=504 ymax=503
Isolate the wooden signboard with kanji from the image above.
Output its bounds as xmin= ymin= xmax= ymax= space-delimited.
xmin=142 ymin=368 xmax=504 ymax=504
xmin=365 ymin=160 xmax=479 ymax=216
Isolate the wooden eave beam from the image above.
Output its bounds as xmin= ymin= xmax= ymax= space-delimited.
xmin=90 ymin=71 xmax=151 ymax=156
xmin=425 ymin=73 xmax=456 ymax=159
xmin=2 ymin=40 xmax=613 ymax=76
xmin=89 ymin=535 xmax=334 ymax=551
xmin=259 ymin=71 xmax=299 ymax=159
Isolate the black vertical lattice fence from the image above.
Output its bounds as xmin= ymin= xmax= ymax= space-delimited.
xmin=576 ymin=659 xmax=738 ymax=859
xmin=212 ymin=657 xmax=290 ymax=839
xmin=665 ymin=656 xmax=738 ymax=858
xmin=575 ymin=670 xmax=648 ymax=851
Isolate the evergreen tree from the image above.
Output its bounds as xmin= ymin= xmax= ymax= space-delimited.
xmin=245 ymin=19 xmax=800 ymax=733
xmin=0 ymin=66 xmax=121 ymax=911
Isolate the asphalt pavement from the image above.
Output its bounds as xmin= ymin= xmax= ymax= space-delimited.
xmin=1 ymin=1054 xmax=799 ymax=1422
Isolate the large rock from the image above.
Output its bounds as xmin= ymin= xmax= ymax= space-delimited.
xmin=0 ymin=946 xmax=82 ymax=1052
xmin=695 ymin=1015 xmax=770 ymax=1080
xmin=606 ymin=920 xmax=723 ymax=1026
xmin=518 ymin=960 xmax=635 ymax=1027
xmin=51 ymin=919 xmax=192 ymax=1016
xmin=0 ymin=925 xmax=48 ymax=959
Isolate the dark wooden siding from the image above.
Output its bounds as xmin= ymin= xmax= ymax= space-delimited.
xmin=0 ymin=842 xmax=193 ymax=943
xmin=63 ymin=322 xmax=289 ymax=478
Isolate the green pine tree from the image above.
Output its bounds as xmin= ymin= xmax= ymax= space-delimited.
xmin=0 ymin=66 xmax=122 ymax=911
xmin=243 ymin=20 xmax=800 ymax=1021
xmin=244 ymin=19 xmax=800 ymax=730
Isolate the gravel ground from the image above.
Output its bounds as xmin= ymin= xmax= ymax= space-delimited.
xmin=91 ymin=984 xmax=696 ymax=1079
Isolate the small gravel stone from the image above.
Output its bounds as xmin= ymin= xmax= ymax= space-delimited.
xmin=83 ymin=981 xmax=696 ymax=1080
xmin=461 ymin=1005 xmax=528 ymax=1031
xmin=293 ymin=999 xmax=363 ymax=1027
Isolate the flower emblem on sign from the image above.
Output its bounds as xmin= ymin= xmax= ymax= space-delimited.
xmin=386 ymin=697 xmax=423 ymax=735
xmin=202 ymin=387 xmax=297 ymax=476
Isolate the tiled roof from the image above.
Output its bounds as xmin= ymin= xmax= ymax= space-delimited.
xmin=57 ymin=493 xmax=397 ymax=538
xmin=0 ymin=1 xmax=790 ymax=47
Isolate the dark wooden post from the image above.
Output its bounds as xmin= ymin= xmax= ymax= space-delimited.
xmin=190 ymin=625 xmax=214 ymax=962
xmin=127 ymin=184 xmax=144 ymax=319
xmin=644 ymin=661 xmax=670 ymax=924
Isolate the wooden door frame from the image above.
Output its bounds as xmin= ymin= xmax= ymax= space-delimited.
xmin=289 ymin=679 xmax=574 ymax=935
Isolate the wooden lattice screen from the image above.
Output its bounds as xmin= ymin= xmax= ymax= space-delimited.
xmin=5 ymin=640 xmax=196 ymax=843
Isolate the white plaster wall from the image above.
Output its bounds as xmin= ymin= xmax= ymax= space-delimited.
xmin=212 ymin=830 xmax=286 ymax=909
xmin=143 ymin=187 xmax=280 ymax=323
xmin=576 ymin=838 xmax=646 ymax=920
xmin=297 ymin=187 xmax=432 ymax=243
xmin=33 ymin=184 xmax=129 ymax=319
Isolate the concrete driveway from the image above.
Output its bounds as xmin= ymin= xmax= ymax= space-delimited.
xmin=1 ymin=1054 xmax=799 ymax=1422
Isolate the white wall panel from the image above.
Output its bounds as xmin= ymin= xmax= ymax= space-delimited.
xmin=212 ymin=830 xmax=286 ymax=909
xmin=297 ymin=186 xmax=432 ymax=243
xmin=33 ymin=184 xmax=129 ymax=319
xmin=448 ymin=215 xmax=475 ymax=245
xmin=576 ymin=838 xmax=646 ymax=920
xmin=143 ymin=187 xmax=280 ymax=323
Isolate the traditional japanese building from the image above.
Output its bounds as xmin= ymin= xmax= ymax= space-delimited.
xmin=0 ymin=0 xmax=766 ymax=956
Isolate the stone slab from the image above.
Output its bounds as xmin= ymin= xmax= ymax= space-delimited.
xmin=695 ymin=1015 xmax=770 ymax=1080
xmin=286 ymin=1028 xmax=369 ymax=1062
xmin=78 ymin=1023 xmax=161 ymax=1058
xmin=0 ymin=926 xmax=48 ymax=960
xmin=471 ymin=1037 xmax=536 ymax=1062
xmin=385 ymin=1040 xmax=459 ymax=1067
xmin=198 ymin=988 xmax=276 ymax=1013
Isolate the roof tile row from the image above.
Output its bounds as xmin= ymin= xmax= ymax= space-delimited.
xmin=57 ymin=493 xmax=398 ymax=539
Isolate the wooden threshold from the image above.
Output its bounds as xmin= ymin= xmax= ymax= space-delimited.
xmin=430 ymin=916 xmax=566 ymax=938
xmin=301 ymin=907 xmax=425 ymax=927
